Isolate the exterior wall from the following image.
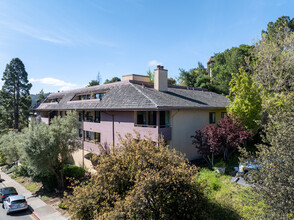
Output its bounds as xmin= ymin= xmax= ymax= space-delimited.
xmin=83 ymin=111 xmax=171 ymax=153
xmin=40 ymin=117 xmax=49 ymax=124
xmin=71 ymin=149 xmax=96 ymax=173
xmin=122 ymin=74 xmax=150 ymax=82
xmin=170 ymin=109 xmax=225 ymax=160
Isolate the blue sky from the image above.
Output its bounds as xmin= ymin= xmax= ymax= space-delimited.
xmin=0 ymin=0 xmax=293 ymax=94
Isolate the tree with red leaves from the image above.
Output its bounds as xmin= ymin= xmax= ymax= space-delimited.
xmin=192 ymin=115 xmax=252 ymax=165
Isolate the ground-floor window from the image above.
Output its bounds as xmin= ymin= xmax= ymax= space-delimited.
xmin=85 ymin=131 xmax=100 ymax=144
xmin=221 ymin=112 xmax=227 ymax=119
xmin=209 ymin=112 xmax=216 ymax=124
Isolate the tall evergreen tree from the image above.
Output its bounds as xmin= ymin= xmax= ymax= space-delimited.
xmin=0 ymin=58 xmax=32 ymax=130
xmin=37 ymin=89 xmax=45 ymax=103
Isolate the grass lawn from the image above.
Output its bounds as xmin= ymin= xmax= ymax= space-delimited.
xmin=196 ymin=162 xmax=268 ymax=219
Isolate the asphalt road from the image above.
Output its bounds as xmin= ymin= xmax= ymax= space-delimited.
xmin=0 ymin=182 xmax=34 ymax=220
xmin=0 ymin=205 xmax=33 ymax=220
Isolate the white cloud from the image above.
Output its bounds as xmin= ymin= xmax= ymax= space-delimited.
xmin=29 ymin=77 xmax=78 ymax=91
xmin=148 ymin=60 xmax=162 ymax=67
xmin=0 ymin=20 xmax=116 ymax=47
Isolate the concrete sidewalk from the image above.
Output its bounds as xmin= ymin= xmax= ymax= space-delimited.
xmin=0 ymin=171 xmax=67 ymax=220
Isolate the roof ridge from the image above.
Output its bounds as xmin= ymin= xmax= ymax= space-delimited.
xmin=129 ymin=83 xmax=158 ymax=107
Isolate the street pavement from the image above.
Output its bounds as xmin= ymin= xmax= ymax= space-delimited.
xmin=0 ymin=171 xmax=67 ymax=220
xmin=0 ymin=204 xmax=33 ymax=220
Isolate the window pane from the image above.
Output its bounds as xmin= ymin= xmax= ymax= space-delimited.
xmin=160 ymin=111 xmax=165 ymax=127
xmin=165 ymin=111 xmax=170 ymax=127
xmin=95 ymin=111 xmax=100 ymax=123
xmin=221 ymin=112 xmax=227 ymax=118
xmin=148 ymin=111 xmax=156 ymax=126
xmin=209 ymin=112 xmax=216 ymax=124
xmin=137 ymin=111 xmax=146 ymax=125
xmin=160 ymin=111 xmax=170 ymax=128
xmin=94 ymin=132 xmax=100 ymax=144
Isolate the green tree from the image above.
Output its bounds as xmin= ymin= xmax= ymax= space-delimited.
xmin=168 ymin=77 xmax=176 ymax=85
xmin=244 ymin=109 xmax=294 ymax=218
xmin=37 ymin=89 xmax=45 ymax=103
xmin=178 ymin=62 xmax=207 ymax=87
xmin=147 ymin=69 xmax=154 ymax=82
xmin=22 ymin=111 xmax=80 ymax=189
xmin=227 ymin=68 xmax=262 ymax=134
xmin=104 ymin=77 xmax=121 ymax=84
xmin=254 ymin=24 xmax=294 ymax=95
xmin=87 ymin=80 xmax=99 ymax=87
xmin=65 ymin=134 xmax=208 ymax=219
xmin=262 ymin=16 xmax=294 ymax=42
xmin=0 ymin=130 xmax=23 ymax=163
xmin=0 ymin=58 xmax=32 ymax=130
xmin=212 ymin=44 xmax=254 ymax=95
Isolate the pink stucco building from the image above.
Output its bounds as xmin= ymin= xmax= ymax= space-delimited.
xmin=36 ymin=65 xmax=228 ymax=169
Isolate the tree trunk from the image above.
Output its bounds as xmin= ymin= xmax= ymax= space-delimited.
xmin=224 ymin=147 xmax=228 ymax=162
xmin=14 ymin=84 xmax=19 ymax=130
xmin=55 ymin=168 xmax=65 ymax=190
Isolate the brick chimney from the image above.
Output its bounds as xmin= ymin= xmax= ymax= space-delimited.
xmin=154 ymin=65 xmax=168 ymax=91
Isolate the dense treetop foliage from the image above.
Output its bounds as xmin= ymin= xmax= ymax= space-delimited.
xmin=104 ymin=77 xmax=121 ymax=84
xmin=227 ymin=68 xmax=262 ymax=134
xmin=88 ymin=80 xmax=99 ymax=87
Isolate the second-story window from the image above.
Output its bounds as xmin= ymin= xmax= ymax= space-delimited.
xmin=136 ymin=111 xmax=158 ymax=127
xmin=79 ymin=112 xmax=83 ymax=121
xmin=137 ymin=111 xmax=147 ymax=126
xmin=148 ymin=111 xmax=156 ymax=126
xmin=86 ymin=112 xmax=93 ymax=122
xmin=94 ymin=111 xmax=100 ymax=123
xmin=160 ymin=111 xmax=170 ymax=128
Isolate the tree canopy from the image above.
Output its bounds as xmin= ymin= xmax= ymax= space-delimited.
xmin=0 ymin=58 xmax=32 ymax=130
xmin=211 ymin=44 xmax=254 ymax=95
xmin=65 ymin=134 xmax=208 ymax=219
xmin=227 ymin=68 xmax=262 ymax=134
xmin=22 ymin=111 xmax=80 ymax=189
xmin=88 ymin=80 xmax=99 ymax=87
xmin=104 ymin=77 xmax=121 ymax=84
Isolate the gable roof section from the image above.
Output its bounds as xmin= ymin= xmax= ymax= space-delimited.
xmin=37 ymin=81 xmax=229 ymax=111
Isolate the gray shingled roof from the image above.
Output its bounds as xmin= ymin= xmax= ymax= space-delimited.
xmin=37 ymin=80 xmax=229 ymax=111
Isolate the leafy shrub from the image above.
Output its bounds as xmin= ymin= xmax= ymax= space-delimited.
xmin=64 ymin=164 xmax=85 ymax=179
xmin=5 ymin=165 xmax=17 ymax=174
xmin=65 ymin=134 xmax=208 ymax=219
xmin=58 ymin=201 xmax=67 ymax=209
xmin=14 ymin=165 xmax=30 ymax=177
xmin=192 ymin=115 xmax=252 ymax=166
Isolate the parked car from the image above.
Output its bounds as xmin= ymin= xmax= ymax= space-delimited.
xmin=2 ymin=195 xmax=28 ymax=215
xmin=0 ymin=187 xmax=18 ymax=202
xmin=238 ymin=160 xmax=262 ymax=174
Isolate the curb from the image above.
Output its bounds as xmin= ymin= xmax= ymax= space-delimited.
xmin=29 ymin=206 xmax=41 ymax=220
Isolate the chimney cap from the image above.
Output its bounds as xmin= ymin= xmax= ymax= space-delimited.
xmin=157 ymin=65 xmax=164 ymax=70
